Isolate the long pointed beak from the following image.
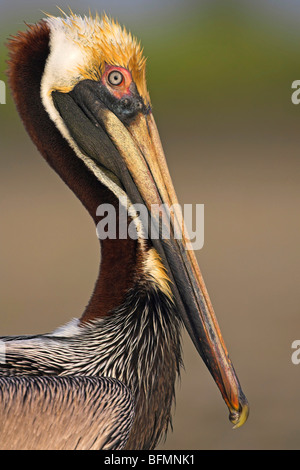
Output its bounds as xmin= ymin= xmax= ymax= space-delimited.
xmin=101 ymin=110 xmax=249 ymax=428
xmin=52 ymin=82 xmax=249 ymax=428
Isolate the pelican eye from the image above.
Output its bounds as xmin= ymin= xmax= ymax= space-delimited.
xmin=108 ymin=70 xmax=124 ymax=86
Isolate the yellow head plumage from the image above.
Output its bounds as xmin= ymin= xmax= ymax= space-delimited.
xmin=44 ymin=11 xmax=150 ymax=104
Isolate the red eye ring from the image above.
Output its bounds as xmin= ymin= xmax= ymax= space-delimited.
xmin=108 ymin=70 xmax=124 ymax=86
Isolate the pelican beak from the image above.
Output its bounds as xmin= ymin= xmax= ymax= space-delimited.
xmin=52 ymin=79 xmax=249 ymax=429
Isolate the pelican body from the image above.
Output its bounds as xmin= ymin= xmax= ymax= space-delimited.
xmin=0 ymin=13 xmax=249 ymax=449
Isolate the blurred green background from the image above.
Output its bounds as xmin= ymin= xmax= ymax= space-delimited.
xmin=0 ymin=0 xmax=300 ymax=449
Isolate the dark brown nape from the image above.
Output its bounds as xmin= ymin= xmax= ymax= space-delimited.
xmin=7 ymin=21 xmax=140 ymax=320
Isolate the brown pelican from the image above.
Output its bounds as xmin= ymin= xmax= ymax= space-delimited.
xmin=0 ymin=12 xmax=249 ymax=450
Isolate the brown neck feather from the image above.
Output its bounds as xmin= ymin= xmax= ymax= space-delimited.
xmin=7 ymin=21 xmax=139 ymax=320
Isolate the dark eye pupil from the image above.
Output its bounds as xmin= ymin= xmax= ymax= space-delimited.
xmin=108 ymin=71 xmax=123 ymax=85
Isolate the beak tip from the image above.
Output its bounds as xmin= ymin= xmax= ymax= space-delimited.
xmin=230 ymin=397 xmax=249 ymax=430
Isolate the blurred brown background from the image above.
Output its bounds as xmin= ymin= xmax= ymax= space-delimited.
xmin=0 ymin=0 xmax=300 ymax=449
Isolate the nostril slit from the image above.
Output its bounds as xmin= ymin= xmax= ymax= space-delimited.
xmin=122 ymin=98 xmax=130 ymax=107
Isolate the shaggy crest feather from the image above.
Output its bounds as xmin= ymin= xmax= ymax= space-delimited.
xmin=45 ymin=11 xmax=149 ymax=103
